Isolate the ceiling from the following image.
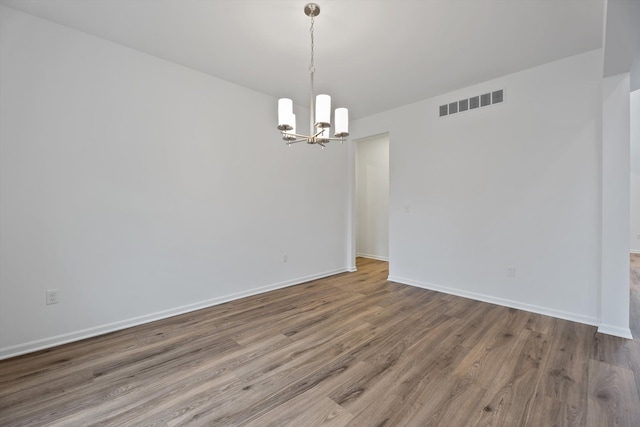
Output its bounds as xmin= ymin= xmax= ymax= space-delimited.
xmin=0 ymin=0 xmax=605 ymax=119
xmin=603 ymin=0 xmax=640 ymax=91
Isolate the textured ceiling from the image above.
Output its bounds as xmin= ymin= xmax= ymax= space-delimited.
xmin=0 ymin=0 xmax=605 ymax=119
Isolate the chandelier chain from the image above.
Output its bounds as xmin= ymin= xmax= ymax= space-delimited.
xmin=309 ymin=13 xmax=315 ymax=73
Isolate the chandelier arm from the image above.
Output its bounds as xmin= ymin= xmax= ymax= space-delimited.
xmin=282 ymin=127 xmax=323 ymax=139
xmin=286 ymin=139 xmax=306 ymax=145
xmin=282 ymin=131 xmax=309 ymax=139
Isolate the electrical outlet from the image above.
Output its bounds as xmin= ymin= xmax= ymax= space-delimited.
xmin=506 ymin=266 xmax=516 ymax=278
xmin=283 ymin=254 xmax=288 ymax=263
xmin=46 ymin=289 xmax=59 ymax=305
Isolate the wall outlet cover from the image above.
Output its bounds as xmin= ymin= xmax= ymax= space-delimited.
xmin=46 ymin=289 xmax=59 ymax=305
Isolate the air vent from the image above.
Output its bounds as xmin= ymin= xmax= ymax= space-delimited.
xmin=438 ymin=89 xmax=505 ymax=117
xmin=492 ymin=89 xmax=504 ymax=104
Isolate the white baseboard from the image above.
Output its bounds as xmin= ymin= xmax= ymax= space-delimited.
xmin=631 ymin=249 xmax=640 ymax=255
xmin=356 ymin=253 xmax=389 ymax=262
xmin=387 ymin=275 xmax=600 ymax=329
xmin=0 ymin=268 xmax=347 ymax=360
xmin=597 ymin=324 xmax=633 ymax=339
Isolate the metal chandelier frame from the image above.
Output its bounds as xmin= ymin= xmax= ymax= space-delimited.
xmin=277 ymin=3 xmax=349 ymax=148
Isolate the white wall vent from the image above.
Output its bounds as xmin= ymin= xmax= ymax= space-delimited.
xmin=439 ymin=89 xmax=505 ymax=117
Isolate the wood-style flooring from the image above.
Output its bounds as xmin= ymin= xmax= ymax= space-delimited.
xmin=1 ymin=256 xmax=639 ymax=426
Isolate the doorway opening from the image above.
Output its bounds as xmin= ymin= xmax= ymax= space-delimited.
xmin=354 ymin=133 xmax=389 ymax=264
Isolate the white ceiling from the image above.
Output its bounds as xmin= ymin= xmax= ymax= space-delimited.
xmin=0 ymin=0 xmax=605 ymax=119
xmin=603 ymin=0 xmax=640 ymax=91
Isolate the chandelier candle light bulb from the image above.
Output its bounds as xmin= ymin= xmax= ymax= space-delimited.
xmin=315 ymin=94 xmax=331 ymax=128
xmin=277 ymin=3 xmax=348 ymax=147
xmin=278 ymin=98 xmax=293 ymax=130
xmin=335 ymin=107 xmax=348 ymax=137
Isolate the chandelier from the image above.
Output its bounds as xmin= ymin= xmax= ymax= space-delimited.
xmin=277 ymin=3 xmax=349 ymax=148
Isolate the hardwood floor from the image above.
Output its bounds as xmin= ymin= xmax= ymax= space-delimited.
xmin=1 ymin=256 xmax=639 ymax=426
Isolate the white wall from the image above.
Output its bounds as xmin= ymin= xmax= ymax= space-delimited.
xmin=356 ymin=135 xmax=389 ymax=261
xmin=0 ymin=6 xmax=349 ymax=359
xmin=600 ymin=72 xmax=632 ymax=338
xmin=351 ymin=50 xmax=604 ymax=327
xmin=631 ymin=90 xmax=640 ymax=254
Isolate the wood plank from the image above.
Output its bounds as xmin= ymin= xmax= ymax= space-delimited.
xmin=329 ymin=317 xmax=466 ymax=421
xmin=524 ymin=395 xmax=586 ymax=427
xmin=472 ymin=329 xmax=550 ymax=426
xmin=587 ymin=359 xmax=640 ymax=426
xmin=539 ymin=319 xmax=592 ymax=423
xmin=452 ymin=307 xmax=526 ymax=390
